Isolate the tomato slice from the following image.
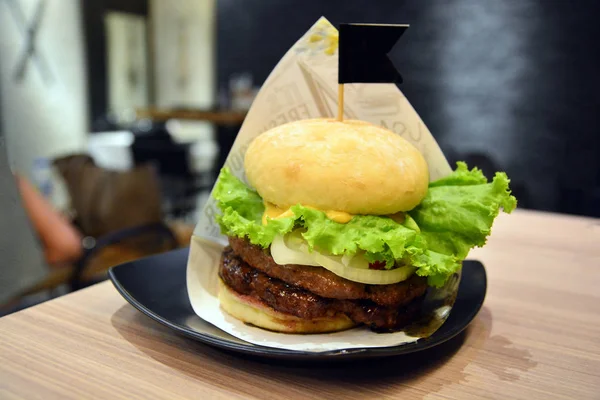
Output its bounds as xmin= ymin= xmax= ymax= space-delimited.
xmin=369 ymin=261 xmax=386 ymax=270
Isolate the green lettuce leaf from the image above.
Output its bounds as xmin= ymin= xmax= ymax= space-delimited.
xmin=212 ymin=163 xmax=516 ymax=287
xmin=212 ymin=168 xmax=295 ymax=247
xmin=410 ymin=162 xmax=517 ymax=260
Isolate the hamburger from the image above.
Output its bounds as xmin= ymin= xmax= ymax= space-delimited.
xmin=212 ymin=118 xmax=516 ymax=333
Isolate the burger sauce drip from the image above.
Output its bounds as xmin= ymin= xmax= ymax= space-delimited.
xmin=262 ymin=202 xmax=407 ymax=228
xmin=262 ymin=201 xmax=353 ymax=225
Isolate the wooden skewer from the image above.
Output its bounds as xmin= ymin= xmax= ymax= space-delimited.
xmin=337 ymin=83 xmax=344 ymax=121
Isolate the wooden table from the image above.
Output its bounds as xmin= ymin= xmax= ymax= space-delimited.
xmin=136 ymin=107 xmax=247 ymax=125
xmin=1 ymin=210 xmax=599 ymax=399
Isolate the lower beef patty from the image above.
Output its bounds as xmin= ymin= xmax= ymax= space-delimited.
xmin=219 ymin=246 xmax=425 ymax=331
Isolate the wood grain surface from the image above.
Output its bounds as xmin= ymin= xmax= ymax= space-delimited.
xmin=1 ymin=209 xmax=599 ymax=399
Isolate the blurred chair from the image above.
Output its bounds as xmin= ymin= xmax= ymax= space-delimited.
xmin=53 ymin=154 xmax=164 ymax=239
xmin=12 ymin=154 xmax=195 ymax=301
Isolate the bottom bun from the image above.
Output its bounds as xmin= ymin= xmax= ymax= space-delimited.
xmin=218 ymin=279 xmax=356 ymax=334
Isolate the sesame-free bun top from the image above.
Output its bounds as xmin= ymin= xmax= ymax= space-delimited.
xmin=244 ymin=118 xmax=429 ymax=215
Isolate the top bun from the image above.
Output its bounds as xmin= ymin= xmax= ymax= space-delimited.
xmin=244 ymin=118 xmax=429 ymax=215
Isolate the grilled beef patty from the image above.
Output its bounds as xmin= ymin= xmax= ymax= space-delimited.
xmin=228 ymin=236 xmax=428 ymax=308
xmin=219 ymin=246 xmax=425 ymax=331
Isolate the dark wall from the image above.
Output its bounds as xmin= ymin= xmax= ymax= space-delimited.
xmin=217 ymin=0 xmax=600 ymax=217
xmin=81 ymin=0 xmax=149 ymax=132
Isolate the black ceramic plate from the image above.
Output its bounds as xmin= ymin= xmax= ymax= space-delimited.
xmin=108 ymin=249 xmax=486 ymax=361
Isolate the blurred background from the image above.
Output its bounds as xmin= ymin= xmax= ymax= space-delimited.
xmin=1 ymin=0 xmax=599 ymax=309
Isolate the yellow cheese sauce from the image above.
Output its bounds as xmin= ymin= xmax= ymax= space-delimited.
xmin=262 ymin=202 xmax=353 ymax=225
xmin=262 ymin=202 xmax=405 ymax=225
xmin=387 ymin=211 xmax=406 ymax=224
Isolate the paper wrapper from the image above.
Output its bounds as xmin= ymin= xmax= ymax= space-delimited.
xmin=186 ymin=17 xmax=460 ymax=352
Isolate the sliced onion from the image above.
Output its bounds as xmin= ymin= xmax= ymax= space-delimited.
xmin=312 ymin=252 xmax=415 ymax=285
xmin=270 ymin=234 xmax=320 ymax=266
xmin=270 ymin=233 xmax=415 ymax=285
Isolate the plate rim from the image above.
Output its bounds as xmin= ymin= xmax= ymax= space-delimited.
xmin=108 ymin=249 xmax=486 ymax=360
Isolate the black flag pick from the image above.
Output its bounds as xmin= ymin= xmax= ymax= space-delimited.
xmin=338 ymin=23 xmax=408 ymax=84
